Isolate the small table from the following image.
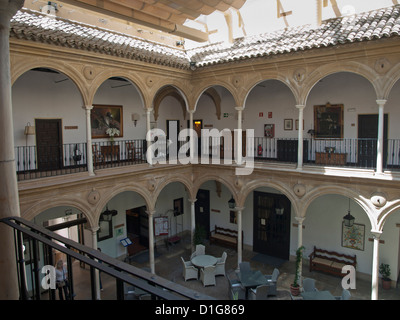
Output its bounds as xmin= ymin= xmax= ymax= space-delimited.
xmin=237 ymin=270 xmax=268 ymax=299
xmin=101 ymin=145 xmax=120 ymax=162
xmin=301 ymin=290 xmax=335 ymax=300
xmin=191 ymin=255 xmax=218 ymax=268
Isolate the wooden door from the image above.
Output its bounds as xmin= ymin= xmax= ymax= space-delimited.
xmin=195 ymin=189 xmax=210 ymax=239
xmin=35 ymin=119 xmax=62 ymax=171
xmin=253 ymin=191 xmax=291 ymax=260
xmin=358 ymin=114 xmax=388 ymax=168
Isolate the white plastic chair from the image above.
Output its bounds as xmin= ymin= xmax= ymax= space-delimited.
xmin=200 ymin=265 xmax=216 ymax=287
xmin=181 ymin=257 xmax=198 ymax=281
xmin=215 ymin=251 xmax=227 ymax=276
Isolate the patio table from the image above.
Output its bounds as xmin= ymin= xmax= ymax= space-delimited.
xmin=191 ymin=255 xmax=218 ymax=278
xmin=301 ymin=290 xmax=335 ymax=300
xmin=237 ymin=270 xmax=268 ymax=299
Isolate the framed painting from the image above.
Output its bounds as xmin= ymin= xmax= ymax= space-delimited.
xmin=342 ymin=222 xmax=365 ymax=251
xmin=91 ymin=104 xmax=123 ymax=139
xmin=284 ymin=119 xmax=293 ymax=130
xmin=264 ymin=124 xmax=275 ymax=138
xmin=97 ymin=219 xmax=113 ymax=242
xmin=314 ymin=103 xmax=343 ymax=139
xmin=173 ymin=198 xmax=184 ymax=216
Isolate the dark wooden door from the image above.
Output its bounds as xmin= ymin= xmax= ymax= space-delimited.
xmin=195 ymin=189 xmax=210 ymax=239
xmin=253 ymin=191 xmax=291 ymax=260
xmin=358 ymin=114 xmax=388 ymax=168
xmin=35 ymin=119 xmax=62 ymax=171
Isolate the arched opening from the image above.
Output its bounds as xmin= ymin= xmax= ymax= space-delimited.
xmin=12 ymin=68 xmax=85 ymax=179
xmin=92 ymin=77 xmax=146 ymax=167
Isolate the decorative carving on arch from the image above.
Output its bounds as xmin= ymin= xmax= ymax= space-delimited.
xmin=153 ymin=86 xmax=187 ymax=121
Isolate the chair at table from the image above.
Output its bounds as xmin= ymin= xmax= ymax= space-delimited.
xmin=249 ymin=284 xmax=270 ymax=300
xmin=227 ymin=274 xmax=245 ymax=300
xmin=334 ymin=289 xmax=351 ymax=300
xmin=181 ymin=257 xmax=198 ymax=281
xmin=126 ymin=142 xmax=141 ymax=161
xmin=215 ymin=251 xmax=227 ymax=277
xmin=264 ymin=268 xmax=280 ymax=296
xmin=191 ymin=244 xmax=205 ymax=259
xmin=239 ymin=261 xmax=251 ymax=273
xmin=200 ymin=265 xmax=216 ymax=287
xmin=302 ymin=278 xmax=318 ymax=292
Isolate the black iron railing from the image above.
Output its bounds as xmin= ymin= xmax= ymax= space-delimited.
xmin=0 ymin=216 xmax=212 ymax=300
xmin=14 ymin=137 xmax=400 ymax=181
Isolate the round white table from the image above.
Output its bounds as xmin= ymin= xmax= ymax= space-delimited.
xmin=191 ymin=254 xmax=218 ymax=268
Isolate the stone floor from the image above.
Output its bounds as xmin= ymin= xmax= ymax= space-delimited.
xmin=56 ymin=236 xmax=400 ymax=301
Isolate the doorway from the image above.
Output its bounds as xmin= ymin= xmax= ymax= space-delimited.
xmin=195 ymin=189 xmax=210 ymax=239
xmin=253 ymin=191 xmax=291 ymax=260
xmin=126 ymin=206 xmax=148 ymax=256
xmin=188 ymin=119 xmax=202 ymax=156
xmin=35 ymin=119 xmax=62 ymax=171
xmin=358 ymin=114 xmax=388 ymax=168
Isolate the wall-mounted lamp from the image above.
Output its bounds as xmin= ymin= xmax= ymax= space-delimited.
xmin=343 ymin=198 xmax=355 ymax=227
xmin=24 ymin=122 xmax=35 ymax=136
xmin=131 ymin=113 xmax=140 ymax=127
xmin=228 ymin=196 xmax=236 ymax=209
xmin=101 ymin=205 xmax=118 ymax=221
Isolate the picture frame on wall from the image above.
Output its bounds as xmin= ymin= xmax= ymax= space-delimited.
xmin=264 ymin=124 xmax=275 ymax=138
xmin=342 ymin=222 xmax=365 ymax=251
xmin=173 ymin=198 xmax=184 ymax=216
xmin=314 ymin=103 xmax=344 ymax=139
xmin=91 ymin=104 xmax=123 ymax=138
xmin=284 ymin=119 xmax=293 ymax=130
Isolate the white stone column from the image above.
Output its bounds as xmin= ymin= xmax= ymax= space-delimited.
xmin=84 ymin=105 xmax=94 ymax=175
xmin=235 ymin=107 xmax=244 ymax=165
xmin=91 ymin=226 xmax=100 ymax=300
xmin=0 ymin=0 xmax=24 ymax=300
xmin=371 ymin=230 xmax=382 ymax=300
xmin=189 ymin=198 xmax=197 ymax=252
xmin=146 ymin=108 xmax=153 ymax=166
xmin=188 ymin=109 xmax=195 ymax=162
xmin=376 ymin=100 xmax=387 ymax=174
xmin=296 ymin=105 xmax=305 ymax=170
xmin=146 ymin=210 xmax=156 ymax=274
xmin=235 ymin=206 xmax=244 ymax=268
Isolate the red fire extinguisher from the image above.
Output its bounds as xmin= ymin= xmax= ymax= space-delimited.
xmin=258 ymin=144 xmax=262 ymax=156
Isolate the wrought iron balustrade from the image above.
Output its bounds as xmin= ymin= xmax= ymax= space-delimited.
xmin=0 ymin=216 xmax=212 ymax=300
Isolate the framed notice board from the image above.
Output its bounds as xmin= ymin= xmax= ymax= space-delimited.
xmin=154 ymin=216 xmax=169 ymax=236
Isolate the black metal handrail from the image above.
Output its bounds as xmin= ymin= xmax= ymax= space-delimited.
xmin=0 ymin=216 xmax=213 ymax=300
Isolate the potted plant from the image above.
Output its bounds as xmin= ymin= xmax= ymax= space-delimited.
xmin=379 ymin=263 xmax=391 ymax=290
xmin=193 ymin=225 xmax=206 ymax=246
xmin=290 ymin=245 xmax=305 ymax=296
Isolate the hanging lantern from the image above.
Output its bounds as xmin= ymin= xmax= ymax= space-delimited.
xmin=228 ymin=196 xmax=236 ymax=209
xmin=343 ymin=199 xmax=355 ymax=227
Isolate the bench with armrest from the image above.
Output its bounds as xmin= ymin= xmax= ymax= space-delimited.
xmin=210 ymin=225 xmax=243 ymax=250
xmin=309 ymin=246 xmax=356 ymax=277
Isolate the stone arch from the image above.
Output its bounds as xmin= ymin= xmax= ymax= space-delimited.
xmin=382 ymin=61 xmax=400 ymax=100
xmin=90 ymin=70 xmax=147 ymax=108
xmin=243 ymin=77 xmax=299 ymax=108
xmin=11 ymin=63 xmax=87 ymax=105
xmin=192 ymin=174 xmax=237 ymax=204
xmin=152 ymin=174 xmax=195 ymax=205
xmin=375 ymin=199 xmax=400 ymax=232
xmin=192 ymin=82 xmax=239 ymax=111
xmin=21 ymin=197 xmax=96 ymax=229
xmin=301 ymin=185 xmax=376 ymax=230
xmin=301 ymin=62 xmax=380 ymax=105
xmin=94 ymin=184 xmax=153 ymax=224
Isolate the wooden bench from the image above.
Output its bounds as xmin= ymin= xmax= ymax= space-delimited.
xmin=210 ymin=225 xmax=242 ymax=250
xmin=309 ymin=246 xmax=357 ymax=277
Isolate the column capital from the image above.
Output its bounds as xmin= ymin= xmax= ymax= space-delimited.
xmin=371 ymin=230 xmax=382 ymax=239
xmin=90 ymin=226 xmax=100 ymax=233
xmin=83 ymin=105 xmax=93 ymax=110
xmin=234 ymin=206 xmax=245 ymax=212
xmin=235 ymin=106 xmax=244 ymax=112
xmin=376 ymin=99 xmax=387 ymax=106
xmin=146 ymin=107 xmax=153 ymax=113
xmin=295 ymin=216 xmax=306 ymax=224
xmin=188 ymin=109 xmax=195 ymax=114
xmin=295 ymin=104 xmax=306 ymax=110
xmin=146 ymin=210 xmax=156 ymax=217
xmin=188 ymin=198 xmax=197 ymax=204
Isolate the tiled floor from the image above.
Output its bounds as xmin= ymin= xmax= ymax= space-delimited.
xmin=52 ymin=238 xmax=400 ymax=300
